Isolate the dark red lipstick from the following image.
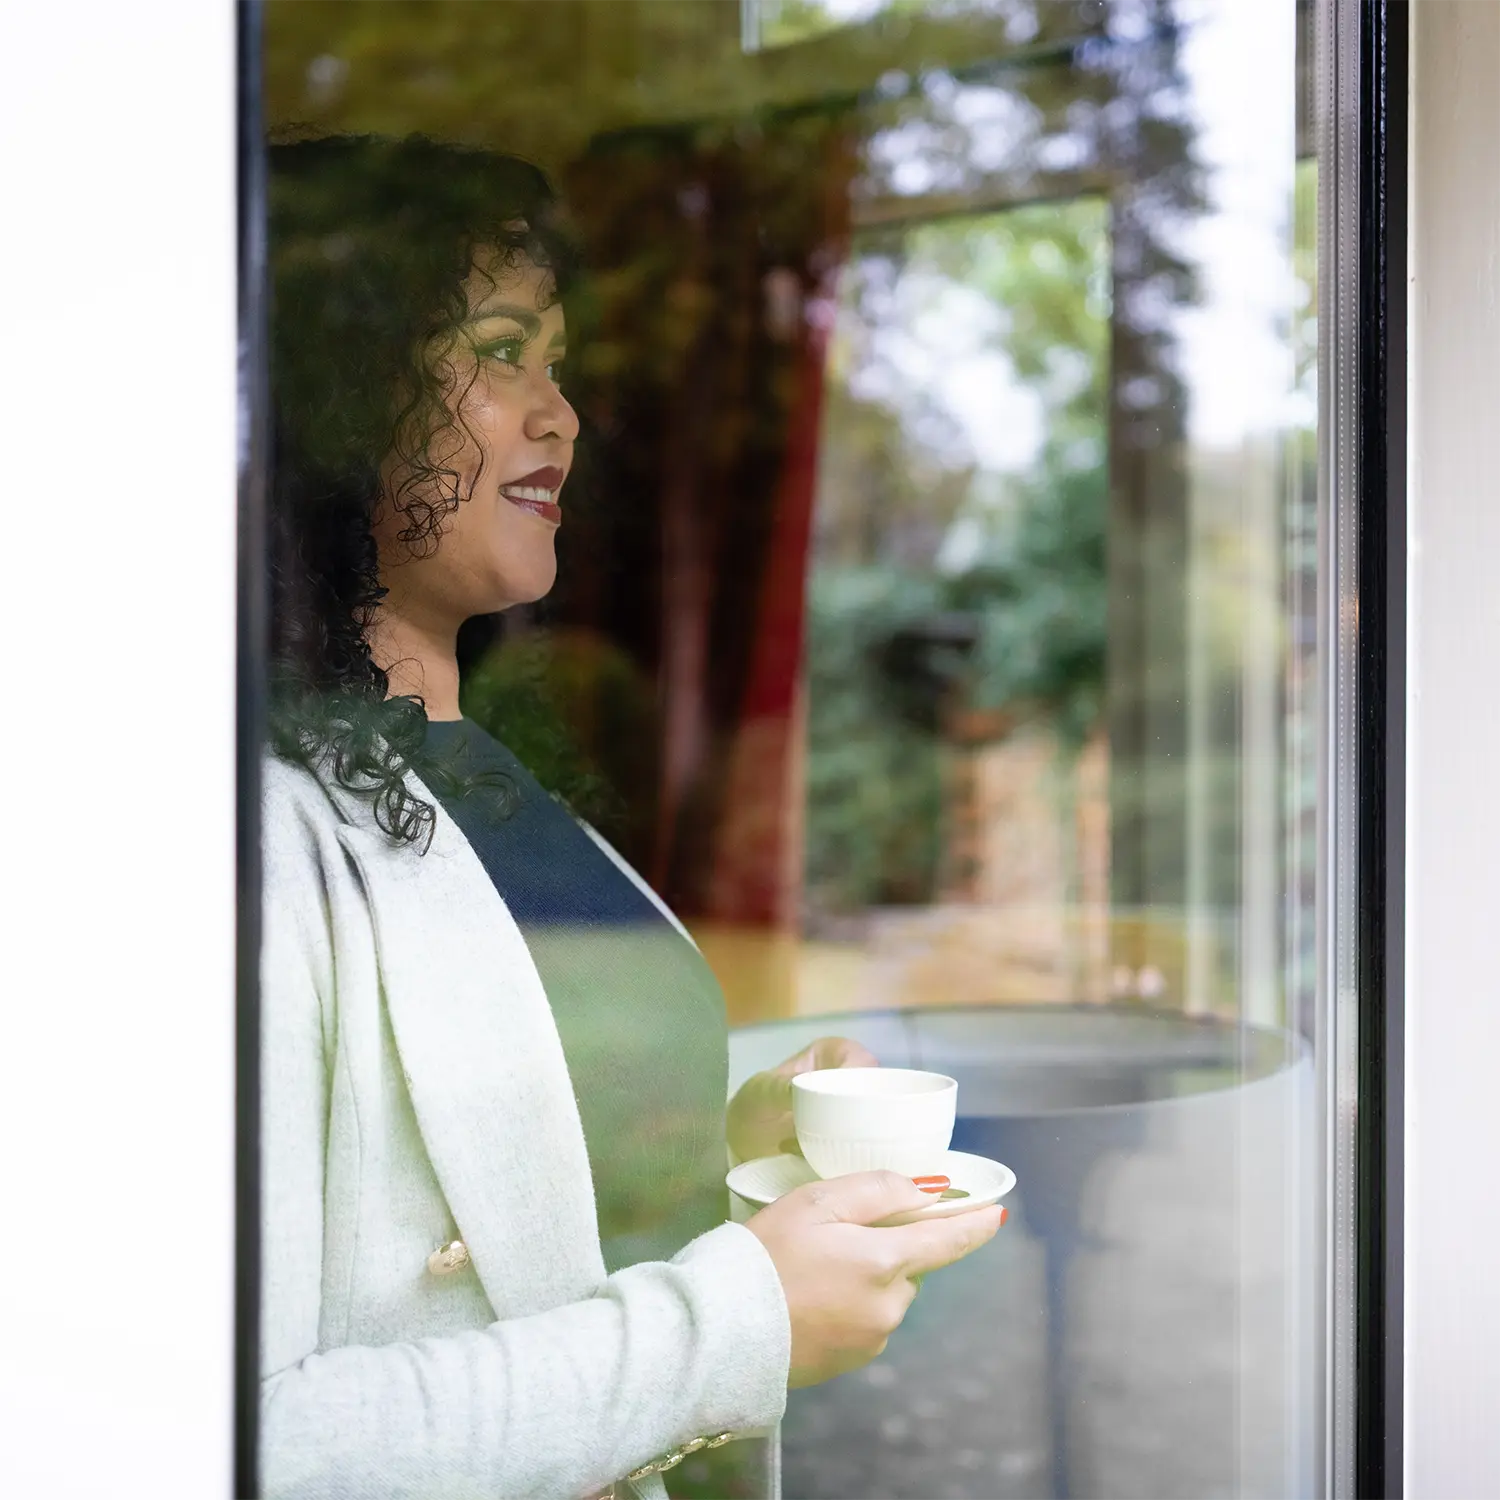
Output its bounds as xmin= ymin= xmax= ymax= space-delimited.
xmin=498 ymin=465 xmax=566 ymax=525
xmin=505 ymin=466 xmax=565 ymax=491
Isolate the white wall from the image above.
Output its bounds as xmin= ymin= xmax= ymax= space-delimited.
xmin=1405 ymin=2 xmax=1500 ymax=1494
xmin=0 ymin=2 xmax=238 ymax=1496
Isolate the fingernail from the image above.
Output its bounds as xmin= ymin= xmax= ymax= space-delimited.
xmin=1000 ymin=1207 xmax=1009 ymax=1227
xmin=913 ymin=1175 xmax=950 ymax=1194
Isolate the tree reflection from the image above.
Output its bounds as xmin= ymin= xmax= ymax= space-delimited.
xmin=263 ymin=0 xmax=1210 ymax=988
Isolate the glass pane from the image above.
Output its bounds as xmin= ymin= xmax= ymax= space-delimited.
xmin=804 ymin=198 xmax=1111 ymax=1002
xmin=257 ymin=2 xmax=1326 ymax=1496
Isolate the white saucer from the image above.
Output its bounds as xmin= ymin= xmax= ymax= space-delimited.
xmin=727 ymin=1149 xmax=1016 ymax=1225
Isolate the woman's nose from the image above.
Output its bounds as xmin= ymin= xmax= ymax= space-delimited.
xmin=523 ymin=375 xmax=580 ymax=444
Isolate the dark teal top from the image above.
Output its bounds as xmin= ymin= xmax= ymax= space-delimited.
xmin=421 ymin=717 xmax=729 ymax=1274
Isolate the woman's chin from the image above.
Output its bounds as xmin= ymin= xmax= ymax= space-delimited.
xmin=487 ymin=561 xmax=558 ymax=612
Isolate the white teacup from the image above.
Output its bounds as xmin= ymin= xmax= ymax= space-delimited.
xmin=791 ymin=1067 xmax=958 ymax=1179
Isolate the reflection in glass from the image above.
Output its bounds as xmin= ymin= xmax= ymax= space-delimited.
xmin=805 ymin=199 xmax=1110 ymax=1005
xmin=261 ymin=1 xmax=1325 ymax=1495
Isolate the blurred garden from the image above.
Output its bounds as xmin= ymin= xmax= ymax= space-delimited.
xmin=264 ymin=0 xmax=1314 ymax=1029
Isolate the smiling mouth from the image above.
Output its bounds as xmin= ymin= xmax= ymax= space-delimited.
xmin=499 ymin=469 xmax=564 ymax=524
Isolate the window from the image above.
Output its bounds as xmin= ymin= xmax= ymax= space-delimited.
xmin=247 ymin=3 xmax=1372 ymax=1495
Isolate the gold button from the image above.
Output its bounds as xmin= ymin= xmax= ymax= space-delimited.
xmin=427 ymin=1239 xmax=470 ymax=1276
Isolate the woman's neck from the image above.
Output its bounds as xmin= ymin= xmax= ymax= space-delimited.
xmin=366 ymin=601 xmax=463 ymax=722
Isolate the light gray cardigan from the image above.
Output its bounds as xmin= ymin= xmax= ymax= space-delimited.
xmin=259 ymin=756 xmax=791 ymax=1499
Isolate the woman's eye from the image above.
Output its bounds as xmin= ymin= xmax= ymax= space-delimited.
xmin=475 ymin=334 xmax=564 ymax=385
xmin=481 ymin=337 xmax=526 ymax=367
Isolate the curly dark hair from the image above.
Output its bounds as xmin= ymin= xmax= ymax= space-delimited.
xmin=267 ymin=134 xmax=579 ymax=845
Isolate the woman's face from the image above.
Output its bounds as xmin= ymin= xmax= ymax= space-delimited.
xmin=374 ymin=247 xmax=578 ymax=625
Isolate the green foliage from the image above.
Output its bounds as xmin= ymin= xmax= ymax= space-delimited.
xmin=910 ymin=200 xmax=1111 ymax=392
xmin=804 ymin=566 xmax=949 ymax=913
xmin=947 ymin=455 xmax=1108 ymax=745
xmin=460 ymin=629 xmax=648 ymax=838
xmin=804 ymin=195 xmax=1110 ymax=911
xmin=921 ymin=198 xmax=1110 ymax=744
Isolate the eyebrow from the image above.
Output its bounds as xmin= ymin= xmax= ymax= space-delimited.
xmin=467 ymin=301 xmax=566 ymax=348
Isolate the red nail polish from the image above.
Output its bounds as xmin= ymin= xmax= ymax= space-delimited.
xmin=912 ymin=1175 xmax=950 ymax=1194
xmin=1000 ymin=1207 xmax=1009 ymax=1226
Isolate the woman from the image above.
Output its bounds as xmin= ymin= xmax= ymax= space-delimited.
xmin=260 ymin=135 xmax=1003 ymax=1500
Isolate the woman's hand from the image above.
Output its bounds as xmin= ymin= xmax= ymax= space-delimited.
xmin=746 ymin=1171 xmax=1006 ymax=1387
xmin=726 ymin=1035 xmax=879 ymax=1164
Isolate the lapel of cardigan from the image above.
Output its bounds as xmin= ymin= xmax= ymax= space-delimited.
xmin=330 ymin=782 xmax=607 ymax=1315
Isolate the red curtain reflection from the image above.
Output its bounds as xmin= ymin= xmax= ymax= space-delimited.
xmin=560 ymin=120 xmax=854 ymax=933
